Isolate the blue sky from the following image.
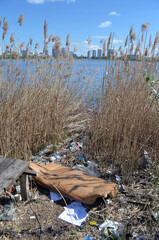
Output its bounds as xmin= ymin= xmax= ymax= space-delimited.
xmin=0 ymin=0 xmax=159 ymax=56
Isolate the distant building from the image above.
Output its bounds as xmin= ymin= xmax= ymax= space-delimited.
xmin=45 ymin=49 xmax=49 ymax=56
xmin=87 ymin=50 xmax=92 ymax=58
xmin=61 ymin=47 xmax=66 ymax=55
xmin=29 ymin=52 xmax=34 ymax=56
xmin=52 ymin=48 xmax=60 ymax=57
xmin=21 ymin=49 xmax=27 ymax=57
xmin=97 ymin=49 xmax=102 ymax=58
xmin=107 ymin=49 xmax=113 ymax=57
xmin=39 ymin=52 xmax=44 ymax=56
xmin=92 ymin=50 xmax=96 ymax=58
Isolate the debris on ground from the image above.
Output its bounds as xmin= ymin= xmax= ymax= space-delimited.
xmin=29 ymin=162 xmax=118 ymax=205
xmin=0 ymin=136 xmax=158 ymax=239
xmin=58 ymin=201 xmax=88 ymax=226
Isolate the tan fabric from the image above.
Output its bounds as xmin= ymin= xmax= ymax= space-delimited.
xmin=29 ymin=162 xmax=118 ymax=205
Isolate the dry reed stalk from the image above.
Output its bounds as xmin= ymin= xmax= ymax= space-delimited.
xmin=66 ymin=33 xmax=70 ymax=53
xmin=0 ymin=52 xmax=88 ymax=159
xmin=87 ymin=57 xmax=159 ymax=177
xmin=18 ymin=13 xmax=24 ymax=26
xmin=20 ymin=41 xmax=25 ymax=53
xmin=107 ymin=32 xmax=112 ymax=51
xmin=10 ymin=33 xmax=15 ymax=43
xmin=102 ymin=40 xmax=106 ymax=57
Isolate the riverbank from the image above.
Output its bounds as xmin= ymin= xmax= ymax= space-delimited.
xmin=0 ymin=134 xmax=159 ymax=240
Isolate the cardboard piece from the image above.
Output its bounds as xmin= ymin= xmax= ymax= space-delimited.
xmin=29 ymin=162 xmax=118 ymax=205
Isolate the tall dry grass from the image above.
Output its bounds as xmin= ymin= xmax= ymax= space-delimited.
xmin=0 ymin=56 xmax=90 ymax=159
xmin=87 ymin=25 xmax=159 ymax=176
xmin=0 ymin=16 xmax=90 ymax=159
xmin=0 ymin=17 xmax=158 ymax=176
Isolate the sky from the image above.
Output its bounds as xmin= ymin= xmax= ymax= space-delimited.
xmin=0 ymin=0 xmax=159 ymax=56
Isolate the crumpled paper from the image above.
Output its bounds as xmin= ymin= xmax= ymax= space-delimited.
xmin=59 ymin=201 xmax=88 ymax=226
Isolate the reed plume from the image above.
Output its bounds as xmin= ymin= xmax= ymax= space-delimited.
xmin=73 ymin=44 xmax=77 ymax=53
xmin=87 ymin=34 xmax=91 ymax=46
xmin=107 ymin=32 xmax=112 ymax=51
xmin=151 ymin=32 xmax=159 ymax=53
xmin=149 ymin=35 xmax=152 ymax=48
xmin=10 ymin=33 xmax=15 ymax=43
xmin=124 ymin=35 xmax=128 ymax=47
xmin=52 ymin=36 xmax=56 ymax=42
xmin=48 ymin=34 xmax=52 ymax=42
xmin=20 ymin=41 xmax=25 ymax=53
xmin=141 ymin=22 xmax=150 ymax=32
xmin=135 ymin=40 xmax=141 ymax=55
xmin=44 ymin=19 xmax=47 ymax=40
xmin=2 ymin=18 xmax=8 ymax=40
xmin=26 ymin=43 xmax=29 ymax=56
xmin=18 ymin=13 xmax=24 ymax=26
xmin=29 ymin=36 xmax=33 ymax=46
xmin=102 ymin=40 xmax=106 ymax=57
xmin=66 ymin=33 xmax=70 ymax=52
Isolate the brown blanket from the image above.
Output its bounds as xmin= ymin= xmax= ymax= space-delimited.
xmin=29 ymin=162 xmax=118 ymax=205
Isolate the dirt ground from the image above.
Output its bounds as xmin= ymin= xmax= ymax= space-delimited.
xmin=0 ymin=138 xmax=159 ymax=240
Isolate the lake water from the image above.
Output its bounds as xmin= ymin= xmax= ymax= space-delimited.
xmin=0 ymin=58 xmax=158 ymax=93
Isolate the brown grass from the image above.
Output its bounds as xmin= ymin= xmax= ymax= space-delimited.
xmin=87 ymin=29 xmax=159 ymax=176
xmin=0 ymin=17 xmax=158 ymax=177
xmin=0 ymin=55 xmax=88 ymax=159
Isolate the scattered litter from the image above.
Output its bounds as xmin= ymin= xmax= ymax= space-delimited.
xmin=83 ymin=234 xmax=93 ymax=240
xmin=115 ymin=175 xmax=121 ymax=182
xmin=14 ymin=194 xmax=22 ymax=202
xmin=99 ymin=219 xmax=124 ymax=237
xmin=0 ymin=201 xmax=15 ymax=221
xmin=136 ymin=234 xmax=152 ymax=240
xmin=58 ymin=201 xmax=88 ymax=226
xmin=106 ymin=199 xmax=113 ymax=206
xmin=76 ymin=154 xmax=86 ymax=162
xmin=68 ymin=140 xmax=81 ymax=152
xmin=118 ymin=184 xmax=127 ymax=192
xmin=50 ymin=191 xmax=62 ymax=202
xmin=15 ymin=185 xmax=21 ymax=193
xmin=89 ymin=220 xmax=97 ymax=226
xmin=154 ymin=232 xmax=159 ymax=240
xmin=152 ymin=211 xmax=159 ymax=221
xmin=50 ymin=151 xmax=61 ymax=162
xmin=29 ymin=162 xmax=118 ymax=205
xmin=39 ymin=149 xmax=49 ymax=156
xmin=118 ymin=207 xmax=125 ymax=214
xmin=34 ymin=191 xmax=40 ymax=200
xmin=72 ymin=161 xmax=101 ymax=177
xmin=118 ymin=196 xmax=127 ymax=205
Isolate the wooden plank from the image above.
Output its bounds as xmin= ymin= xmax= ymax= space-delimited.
xmin=23 ymin=168 xmax=37 ymax=176
xmin=0 ymin=157 xmax=29 ymax=196
xmin=0 ymin=156 xmax=15 ymax=175
xmin=20 ymin=174 xmax=29 ymax=201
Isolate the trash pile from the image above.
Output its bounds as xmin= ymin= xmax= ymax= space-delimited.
xmin=0 ymin=137 xmax=159 ymax=240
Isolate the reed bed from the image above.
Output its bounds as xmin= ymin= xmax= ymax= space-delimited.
xmin=87 ymin=27 xmax=159 ymax=176
xmin=0 ymin=16 xmax=158 ymax=176
xmin=0 ymin=53 xmax=91 ymax=159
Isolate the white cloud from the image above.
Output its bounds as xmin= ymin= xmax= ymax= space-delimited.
xmin=98 ymin=21 xmax=112 ymax=28
xmin=92 ymin=36 xmax=109 ymax=39
xmin=27 ymin=0 xmax=76 ymax=3
xmin=109 ymin=11 xmax=120 ymax=16
xmin=27 ymin=0 xmax=45 ymax=3
xmin=90 ymin=44 xmax=101 ymax=50
xmin=49 ymin=0 xmax=63 ymax=2
xmin=113 ymin=39 xmax=123 ymax=44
